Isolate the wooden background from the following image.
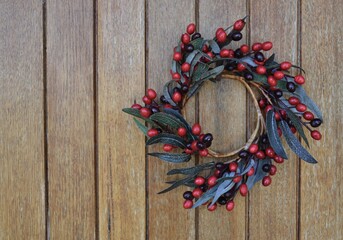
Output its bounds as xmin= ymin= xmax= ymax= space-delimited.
xmin=0 ymin=0 xmax=342 ymax=239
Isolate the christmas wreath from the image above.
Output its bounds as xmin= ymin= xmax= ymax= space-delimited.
xmin=123 ymin=18 xmax=323 ymax=212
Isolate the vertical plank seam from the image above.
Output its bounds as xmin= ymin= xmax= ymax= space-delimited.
xmin=93 ymin=0 xmax=99 ymax=239
xmin=194 ymin=1 xmax=199 ymax=239
xmin=144 ymin=0 xmax=149 ymax=239
xmin=245 ymin=1 xmax=251 ymax=240
xmin=42 ymin=1 xmax=49 ymax=239
xmin=296 ymin=0 xmax=302 ymax=239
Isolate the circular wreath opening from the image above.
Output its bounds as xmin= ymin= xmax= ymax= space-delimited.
xmin=123 ymin=18 xmax=323 ymax=212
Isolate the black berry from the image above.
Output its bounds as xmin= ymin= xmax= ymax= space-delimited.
xmin=215 ymin=162 xmax=224 ymax=169
xmin=191 ymin=32 xmax=201 ymax=40
xmin=183 ymin=191 xmax=194 ymax=200
xmin=238 ymin=150 xmax=249 ymax=158
xmin=151 ymin=106 xmax=160 ymax=113
xmin=200 ymin=184 xmax=208 ymax=192
xmin=234 ymin=48 xmax=243 ymax=58
xmin=244 ymin=72 xmax=254 ymax=81
xmin=231 ymin=31 xmax=242 ymax=41
xmin=185 ymin=44 xmax=194 ymax=53
xmin=310 ymin=118 xmax=322 ymax=128
xmin=262 ymin=164 xmax=271 ymax=172
xmin=286 ymin=82 xmax=296 ymax=92
xmin=196 ymin=141 xmax=206 ymax=150
xmin=254 ymin=52 xmax=264 ymax=62
xmin=181 ymin=84 xmax=189 ymax=93
xmin=203 ymin=133 xmax=213 ymax=143
xmin=274 ymin=89 xmax=283 ymax=99
xmin=160 ymin=95 xmax=168 ymax=104
xmin=218 ymin=196 xmax=227 ymax=205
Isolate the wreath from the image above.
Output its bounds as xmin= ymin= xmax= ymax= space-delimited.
xmin=123 ymin=18 xmax=323 ymax=212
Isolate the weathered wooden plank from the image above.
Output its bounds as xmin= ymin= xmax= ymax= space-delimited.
xmin=0 ymin=1 xmax=45 ymax=239
xmin=97 ymin=0 xmax=146 ymax=239
xmin=300 ymin=0 xmax=343 ymax=239
xmin=198 ymin=1 xmax=247 ymax=239
xmin=46 ymin=0 xmax=96 ymax=238
xmin=248 ymin=1 xmax=299 ymax=239
xmin=147 ymin=1 xmax=196 ymax=239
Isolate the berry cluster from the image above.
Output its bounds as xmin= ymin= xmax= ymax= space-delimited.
xmin=123 ymin=17 xmax=323 ymax=212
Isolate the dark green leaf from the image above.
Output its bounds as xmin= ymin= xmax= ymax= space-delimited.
xmin=198 ymin=65 xmax=224 ymax=81
xmin=122 ymin=108 xmax=156 ymax=125
xmin=186 ymin=80 xmax=206 ymax=100
xmin=266 ymin=111 xmax=288 ymax=159
xmin=264 ymin=53 xmax=275 ymax=66
xmin=190 ymin=37 xmax=204 ymax=50
xmin=167 ymin=162 xmax=214 ymax=175
xmin=284 ymin=109 xmax=309 ymax=146
xmin=133 ymin=118 xmax=148 ymax=136
xmin=163 ymin=80 xmax=177 ymax=106
xmin=149 ymin=152 xmax=191 ymax=164
xmin=150 ymin=112 xmax=186 ymax=130
xmin=192 ymin=62 xmax=209 ymax=81
xmin=158 ymin=174 xmax=195 ymax=194
xmin=146 ymin=133 xmax=187 ymax=148
xmin=280 ymin=121 xmax=317 ymax=163
xmin=207 ymin=40 xmax=220 ymax=54
xmin=252 ymin=72 xmax=268 ymax=84
xmin=186 ymin=50 xmax=200 ymax=64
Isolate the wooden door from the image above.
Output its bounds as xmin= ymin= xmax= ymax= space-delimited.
xmin=0 ymin=0 xmax=342 ymax=239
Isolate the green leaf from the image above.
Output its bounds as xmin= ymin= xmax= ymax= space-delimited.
xmin=252 ymin=72 xmax=268 ymax=84
xmin=192 ymin=62 xmax=209 ymax=82
xmin=167 ymin=162 xmax=215 ymax=175
xmin=207 ymin=40 xmax=220 ymax=54
xmin=280 ymin=121 xmax=317 ymax=163
xmin=133 ymin=118 xmax=148 ymax=136
xmin=186 ymin=50 xmax=200 ymax=64
xmin=146 ymin=133 xmax=187 ymax=148
xmin=163 ymin=80 xmax=177 ymax=106
xmin=190 ymin=37 xmax=204 ymax=50
xmin=158 ymin=175 xmax=195 ymax=194
xmin=266 ymin=111 xmax=288 ymax=159
xmin=150 ymin=112 xmax=186 ymax=130
xmin=122 ymin=108 xmax=156 ymax=125
xmin=284 ymin=109 xmax=309 ymax=146
xmin=295 ymin=85 xmax=323 ymax=121
xmin=148 ymin=152 xmax=191 ymax=164
xmin=264 ymin=53 xmax=276 ymax=66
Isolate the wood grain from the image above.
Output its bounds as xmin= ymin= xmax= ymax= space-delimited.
xmin=46 ymin=0 xmax=96 ymax=238
xmin=146 ymin=1 xmax=196 ymax=239
xmin=0 ymin=1 xmax=45 ymax=239
xmin=248 ymin=1 xmax=299 ymax=239
xmin=97 ymin=0 xmax=146 ymax=239
xmin=197 ymin=1 xmax=247 ymax=239
xmin=300 ymin=0 xmax=343 ymax=239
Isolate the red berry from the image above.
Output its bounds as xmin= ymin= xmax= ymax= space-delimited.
xmin=173 ymin=52 xmax=182 ymax=61
xmin=249 ymin=143 xmax=259 ymax=154
xmin=147 ymin=89 xmax=157 ymax=100
xmin=181 ymin=62 xmax=191 ymax=72
xmin=303 ymin=111 xmax=314 ymax=120
xmin=199 ymin=149 xmax=209 ymax=157
xmin=216 ymin=27 xmax=225 ymax=36
xmin=252 ymin=42 xmax=262 ymax=51
xmin=214 ymin=169 xmax=221 ymax=177
xmin=294 ymin=75 xmax=305 ymax=85
xmin=194 ymin=176 xmax=205 ymax=186
xmin=267 ymin=76 xmax=277 ymax=87
xmin=240 ymin=183 xmax=248 ymax=196
xmin=247 ymin=167 xmax=255 ymax=176
xmin=237 ymin=63 xmax=246 ymax=71
xmin=265 ymin=147 xmax=275 ymax=158
xmin=291 ymin=126 xmax=297 ymax=134
xmin=262 ymin=41 xmax=273 ymax=51
xmin=280 ymin=109 xmax=287 ymax=119
xmin=240 ymin=44 xmax=249 ymax=53
xmin=311 ymin=130 xmax=322 ymax=140
xmin=185 ymin=148 xmax=193 ymax=154
xmin=274 ymin=155 xmax=284 ymax=164
xmin=172 ymin=72 xmax=181 ymax=81
xmin=296 ymin=103 xmax=307 ymax=112
xmin=227 ymin=49 xmax=235 ymax=58
xmin=259 ymin=98 xmax=267 ymax=108
xmin=207 ymin=176 xmax=217 ymax=187
xmin=280 ymin=61 xmax=292 ymax=70
xmin=142 ymin=95 xmax=152 ymax=104
xmin=288 ymin=96 xmax=300 ymax=105
xmin=163 ymin=144 xmax=173 ymax=152
xmin=220 ymin=49 xmax=230 ymax=58
xmin=147 ymin=129 xmax=159 ymax=137
xmin=265 ymin=105 xmax=273 ymax=113
xmin=207 ymin=203 xmax=217 ymax=211
xmin=202 ymin=44 xmax=209 ymax=53
xmin=192 ymin=123 xmax=201 ymax=135
xmin=256 ymin=66 xmax=267 ymax=75
xmin=183 ymin=200 xmax=193 ymax=209
xmin=177 ymin=127 xmax=187 ymax=137
xmin=217 ymin=31 xmax=227 ymax=43
xmin=172 ymin=92 xmax=182 ymax=103
xmin=233 ymin=19 xmax=245 ymax=31
xmin=164 ymin=104 xmax=172 ymax=109
xmin=269 ymin=165 xmax=277 ymax=175
xmin=191 ymin=140 xmax=198 ymax=151
xmin=255 ymin=150 xmax=266 ymax=159
xmin=277 ymin=127 xmax=282 ymax=137
xmin=207 ymin=52 xmax=214 ymax=59
xmin=226 ymin=201 xmax=235 ymax=211
xmin=233 ymin=175 xmax=242 ymax=183
xmin=131 ymin=103 xmax=142 ymax=110
xmin=262 ymin=176 xmax=272 ymax=186
xmin=274 ymin=112 xmax=281 ymax=121
xmin=181 ymin=33 xmax=190 ymax=44
xmin=229 ymin=162 xmax=238 ymax=172
xmin=186 ymin=23 xmax=196 ymax=35
xmin=140 ymin=107 xmax=151 ymax=118
xmin=192 ymin=188 xmax=203 ymax=198
xmin=273 ymin=71 xmax=285 ymax=80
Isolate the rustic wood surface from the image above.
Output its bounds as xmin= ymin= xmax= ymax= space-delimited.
xmin=0 ymin=0 xmax=342 ymax=239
